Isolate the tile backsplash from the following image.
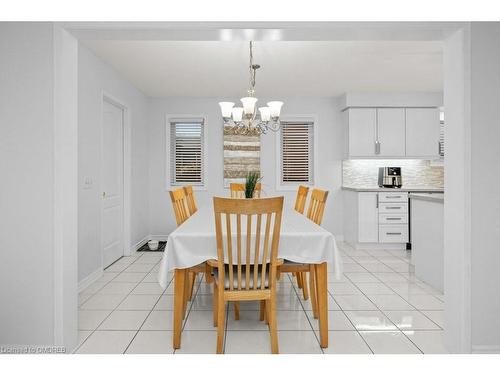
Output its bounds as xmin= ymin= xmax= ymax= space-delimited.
xmin=342 ymin=159 xmax=444 ymax=188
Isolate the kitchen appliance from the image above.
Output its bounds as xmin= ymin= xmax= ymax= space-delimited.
xmin=378 ymin=167 xmax=402 ymax=188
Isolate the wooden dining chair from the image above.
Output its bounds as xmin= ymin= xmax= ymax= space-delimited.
xmin=294 ymin=185 xmax=309 ymax=214
xmin=229 ymin=182 xmax=262 ymax=198
xmin=280 ymin=188 xmax=329 ymax=316
xmin=169 ymin=187 xmax=205 ymax=311
xmin=209 ymin=196 xmax=284 ymax=354
xmin=183 ymin=185 xmax=197 ymax=215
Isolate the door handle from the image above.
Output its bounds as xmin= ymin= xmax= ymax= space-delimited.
xmin=102 ymin=191 xmax=106 ymax=198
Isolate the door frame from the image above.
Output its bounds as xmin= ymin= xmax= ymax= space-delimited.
xmin=101 ymin=92 xmax=132 ymax=265
xmin=54 ymin=22 xmax=473 ymax=353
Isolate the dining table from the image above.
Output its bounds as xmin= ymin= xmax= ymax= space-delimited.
xmin=158 ymin=203 xmax=342 ymax=349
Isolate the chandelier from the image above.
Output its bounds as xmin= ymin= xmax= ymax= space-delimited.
xmin=219 ymin=41 xmax=283 ymax=134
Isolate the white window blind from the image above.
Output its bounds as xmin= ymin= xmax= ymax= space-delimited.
xmin=439 ymin=109 xmax=445 ymax=157
xmin=170 ymin=118 xmax=204 ymax=186
xmin=280 ymin=121 xmax=314 ymax=184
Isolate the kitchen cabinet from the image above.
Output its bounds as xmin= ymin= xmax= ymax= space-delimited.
xmin=344 ymin=106 xmax=440 ymax=158
xmin=377 ymin=108 xmax=406 ymax=156
xmin=405 ymin=108 xmax=440 ymax=157
xmin=348 ymin=108 xmax=377 ymax=157
xmin=358 ymin=192 xmax=379 ymax=242
xmin=343 ymin=190 xmax=409 ymax=249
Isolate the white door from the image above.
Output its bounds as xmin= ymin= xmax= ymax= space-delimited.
xmin=377 ymin=108 xmax=406 ymax=156
xmin=405 ymin=108 xmax=440 ymax=157
xmin=101 ymin=100 xmax=124 ymax=268
xmin=348 ymin=108 xmax=377 ymax=157
xmin=358 ymin=192 xmax=379 ymax=243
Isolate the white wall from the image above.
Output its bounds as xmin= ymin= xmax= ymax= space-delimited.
xmin=148 ymin=97 xmax=344 ymax=238
xmin=78 ymin=45 xmax=150 ymax=282
xmin=0 ymin=23 xmax=56 ymax=345
xmin=469 ymin=22 xmax=500 ymax=351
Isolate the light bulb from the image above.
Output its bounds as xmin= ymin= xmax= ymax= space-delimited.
xmin=267 ymin=101 xmax=283 ymax=118
xmin=259 ymin=107 xmax=271 ymax=122
xmin=219 ymin=102 xmax=234 ymax=118
xmin=232 ymin=107 xmax=244 ymax=122
xmin=240 ymin=97 xmax=258 ymax=115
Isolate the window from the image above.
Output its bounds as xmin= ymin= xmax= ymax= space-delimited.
xmin=280 ymin=121 xmax=314 ymax=185
xmin=439 ymin=108 xmax=445 ymax=158
xmin=169 ymin=118 xmax=204 ymax=186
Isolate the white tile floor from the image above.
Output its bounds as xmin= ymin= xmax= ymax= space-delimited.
xmin=75 ymin=242 xmax=447 ymax=354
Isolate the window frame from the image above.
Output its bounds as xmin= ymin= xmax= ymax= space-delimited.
xmin=275 ymin=116 xmax=317 ymax=191
xmin=165 ymin=115 xmax=208 ymax=191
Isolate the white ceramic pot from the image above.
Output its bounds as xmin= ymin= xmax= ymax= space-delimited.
xmin=147 ymin=240 xmax=159 ymax=251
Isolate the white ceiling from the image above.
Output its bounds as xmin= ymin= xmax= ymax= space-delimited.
xmin=82 ymin=41 xmax=443 ymax=98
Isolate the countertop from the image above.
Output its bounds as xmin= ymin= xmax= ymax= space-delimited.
xmin=342 ymin=186 xmax=444 ymax=193
xmin=409 ymin=193 xmax=444 ymax=203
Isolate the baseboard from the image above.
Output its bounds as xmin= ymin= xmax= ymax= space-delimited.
xmin=78 ymin=268 xmax=103 ymax=293
xmin=472 ymin=345 xmax=500 ymax=354
xmin=345 ymin=241 xmax=407 ymax=251
xmin=131 ymin=235 xmax=150 ymax=252
xmin=334 ymin=235 xmax=344 ymax=242
xmin=149 ymin=234 xmax=170 ymax=241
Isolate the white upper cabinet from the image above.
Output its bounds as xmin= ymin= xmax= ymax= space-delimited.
xmin=348 ymin=108 xmax=377 ymax=157
xmin=377 ymin=108 xmax=406 ymax=156
xmin=345 ymin=106 xmax=440 ymax=159
xmin=405 ymin=108 xmax=440 ymax=157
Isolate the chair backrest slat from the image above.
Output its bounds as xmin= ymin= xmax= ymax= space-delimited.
xmin=230 ymin=183 xmax=262 ymax=199
xmin=225 ymin=213 xmax=234 ymax=290
xmin=294 ymin=185 xmax=309 ymax=214
xmin=253 ymin=213 xmax=262 ymax=288
xmin=236 ymin=213 xmax=242 ymax=290
xmin=261 ymin=212 xmax=272 ymax=290
xmin=169 ymin=187 xmax=191 ymax=226
xmin=245 ymin=215 xmax=252 ymax=290
xmin=213 ymin=197 xmax=283 ymax=292
xmin=306 ymin=188 xmax=329 ymax=225
xmin=183 ymin=185 xmax=197 ymax=215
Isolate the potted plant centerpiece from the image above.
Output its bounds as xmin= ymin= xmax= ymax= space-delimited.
xmin=245 ymin=171 xmax=261 ymax=198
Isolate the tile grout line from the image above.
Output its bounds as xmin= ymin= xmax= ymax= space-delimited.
xmin=76 ymin=253 xmax=164 ymax=353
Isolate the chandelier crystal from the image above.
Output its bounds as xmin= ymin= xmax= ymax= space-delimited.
xmin=219 ymin=41 xmax=283 ymax=135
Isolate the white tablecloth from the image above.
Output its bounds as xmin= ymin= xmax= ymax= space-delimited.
xmin=158 ymin=205 xmax=342 ymax=289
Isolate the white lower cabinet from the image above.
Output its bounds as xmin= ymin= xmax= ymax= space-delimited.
xmin=343 ymin=190 xmax=409 ymax=249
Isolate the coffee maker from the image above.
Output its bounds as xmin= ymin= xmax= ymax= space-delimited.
xmin=378 ymin=167 xmax=402 ymax=188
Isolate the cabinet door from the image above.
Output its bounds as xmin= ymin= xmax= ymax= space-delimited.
xmin=348 ymin=108 xmax=377 ymax=157
xmin=405 ymin=108 xmax=440 ymax=157
xmin=358 ymin=192 xmax=379 ymax=243
xmin=377 ymin=108 xmax=406 ymax=156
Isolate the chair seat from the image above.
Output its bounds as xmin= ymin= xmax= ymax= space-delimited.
xmin=213 ymin=264 xmax=270 ymax=289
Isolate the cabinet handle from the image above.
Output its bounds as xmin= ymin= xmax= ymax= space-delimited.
xmin=388 ymin=195 xmax=402 ymax=198
xmin=386 ymin=206 xmax=401 ymax=209
xmin=375 ymin=141 xmax=381 ymax=155
xmin=387 ymin=232 xmax=402 ymax=235
xmin=386 ymin=217 xmax=402 ymax=220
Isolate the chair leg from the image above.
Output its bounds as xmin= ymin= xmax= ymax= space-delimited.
xmin=309 ymin=266 xmax=318 ymax=318
xmin=259 ymin=300 xmax=265 ymax=321
xmin=265 ymin=299 xmax=270 ymax=325
xmin=234 ymin=302 xmax=240 ymax=320
xmin=268 ymin=295 xmax=279 ymax=354
xmin=216 ymin=288 xmax=225 ymax=354
xmin=205 ymin=264 xmax=213 ymax=284
xmin=301 ymin=272 xmax=309 ymax=300
xmin=276 ymin=267 xmax=281 ymax=280
xmin=187 ymin=272 xmax=196 ymax=301
xmin=213 ymin=283 xmax=218 ymax=327
xmin=296 ymin=272 xmax=303 ymax=289
xmin=182 ymin=273 xmax=190 ymax=319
